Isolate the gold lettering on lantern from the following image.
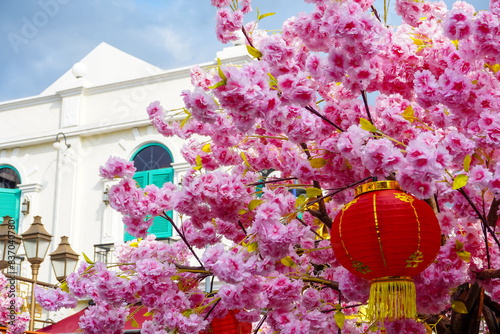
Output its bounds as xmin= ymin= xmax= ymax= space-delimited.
xmin=406 ymin=251 xmax=424 ymax=268
xmin=353 ymin=261 xmax=371 ymax=274
xmin=394 ymin=193 xmax=414 ymax=203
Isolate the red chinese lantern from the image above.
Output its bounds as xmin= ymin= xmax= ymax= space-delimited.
xmin=330 ymin=181 xmax=441 ymax=322
xmin=200 ymin=310 xmax=252 ymax=334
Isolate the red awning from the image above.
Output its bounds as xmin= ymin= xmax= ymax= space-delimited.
xmin=36 ymin=305 xmax=149 ymax=333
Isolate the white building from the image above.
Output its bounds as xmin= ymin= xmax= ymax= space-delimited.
xmin=0 ymin=41 xmax=250 ymax=326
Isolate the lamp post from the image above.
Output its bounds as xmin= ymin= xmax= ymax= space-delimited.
xmin=49 ymin=236 xmax=79 ymax=282
xmin=0 ymin=216 xmax=22 ymax=271
xmin=21 ymin=216 xmax=53 ymax=331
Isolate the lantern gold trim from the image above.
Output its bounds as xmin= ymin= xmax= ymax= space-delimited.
xmin=354 ymin=180 xmax=402 ymax=197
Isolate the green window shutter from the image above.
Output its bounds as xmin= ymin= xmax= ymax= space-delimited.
xmin=0 ymin=189 xmax=20 ymax=232
xmin=124 ymin=171 xmax=152 ymax=241
xmin=148 ymin=168 xmax=173 ymax=239
xmin=124 ymin=168 xmax=173 ymax=241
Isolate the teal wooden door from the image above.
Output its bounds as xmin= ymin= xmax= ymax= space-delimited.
xmin=124 ymin=168 xmax=173 ymax=241
xmin=0 ymin=189 xmax=20 ymax=232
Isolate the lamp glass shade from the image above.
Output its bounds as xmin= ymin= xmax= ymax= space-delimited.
xmin=0 ymin=240 xmax=5 ymax=262
xmin=6 ymin=242 xmax=21 ymax=260
xmin=23 ymin=238 xmax=51 ymax=261
xmin=51 ymin=258 xmax=66 ymax=279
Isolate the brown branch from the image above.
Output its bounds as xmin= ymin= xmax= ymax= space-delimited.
xmin=305 ymin=105 xmax=344 ymax=132
xmin=475 ymin=268 xmax=500 ymax=279
xmin=457 ymin=188 xmax=500 ymax=250
xmin=296 ymin=217 xmax=324 ymax=240
xmin=247 ymin=177 xmax=298 ymax=187
xmin=482 ymin=305 xmax=499 ymax=334
xmin=360 ymin=90 xmax=374 ymax=125
xmin=484 ymin=293 xmax=500 ymax=318
xmin=487 ymin=197 xmax=500 ymax=228
xmin=371 ymin=5 xmax=382 ymax=23
xmin=253 ymin=314 xmax=267 ymax=334
xmin=161 ymin=213 xmax=205 ymax=268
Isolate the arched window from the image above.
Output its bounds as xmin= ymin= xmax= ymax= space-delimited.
xmin=0 ymin=166 xmax=21 ymax=231
xmin=124 ymin=143 xmax=174 ymax=241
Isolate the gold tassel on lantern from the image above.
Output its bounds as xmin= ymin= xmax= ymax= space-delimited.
xmin=367 ymin=276 xmax=417 ymax=322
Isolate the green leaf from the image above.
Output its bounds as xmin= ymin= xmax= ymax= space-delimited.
xmin=359 ymin=118 xmax=378 ymax=132
xmin=451 ymin=300 xmax=468 ymax=314
xmin=306 ymin=187 xmax=323 ymax=198
xmin=310 ymin=158 xmax=327 ymax=169
xmin=258 ymin=12 xmax=276 ymax=20
xmin=82 ymin=252 xmax=94 ymax=264
xmin=246 ymin=45 xmax=263 ymax=58
xmin=334 ymin=311 xmax=345 ymax=329
xmin=217 ymin=59 xmax=226 ymax=81
xmin=248 ymin=199 xmax=264 ymax=211
xmin=402 ymin=105 xmax=415 ymax=123
xmin=131 ymin=317 xmax=139 ymax=328
xmin=452 ymin=174 xmax=468 ymax=190
xmin=463 ymin=154 xmax=471 ymax=172
xmin=280 ymin=256 xmax=295 ymax=267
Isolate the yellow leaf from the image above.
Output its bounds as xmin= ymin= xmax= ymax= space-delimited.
xmin=180 ymin=115 xmax=191 ymax=128
xmin=424 ymin=323 xmax=433 ymax=334
xmin=202 ymin=143 xmax=211 ymax=153
xmin=451 ymin=39 xmax=459 ymax=50
xmin=402 ymin=105 xmax=415 ymax=123
xmin=280 ymin=256 xmax=295 ymax=267
xmin=452 ymin=174 xmax=468 ymax=190
xmin=131 ymin=317 xmax=139 ymax=328
xmin=334 ymin=311 xmax=345 ymax=329
xmin=144 ymin=311 xmax=154 ymax=317
xmin=471 ymin=80 xmax=478 ymax=85
xmin=196 ymin=155 xmax=202 ymax=167
xmin=241 ymin=152 xmax=254 ymax=170
xmin=193 ymin=165 xmax=202 ymax=171
xmin=217 ymin=59 xmax=227 ymax=81
xmin=310 ymin=158 xmax=327 ymax=168
xmin=456 ymin=239 xmax=464 ymax=251
xmin=258 ymin=12 xmax=276 ymax=20
xmin=246 ymin=45 xmax=263 ymax=58
xmin=345 ymin=159 xmax=353 ymax=170
xmin=492 ymin=64 xmax=500 ymax=73
xmin=451 ymin=300 xmax=468 ymax=314
xmin=463 ymin=154 xmax=471 ymax=172
xmin=247 ymin=242 xmax=258 ymax=252
xmin=472 ymin=153 xmax=484 ymax=165
xmin=239 ymin=209 xmax=247 ymax=215
xmin=359 ymin=118 xmax=378 ymax=133
xmin=306 ymin=187 xmax=323 ymax=198
xmin=82 ymin=252 xmax=94 ymax=264
xmin=410 ymin=36 xmax=425 ymax=46
xmin=183 ymin=108 xmax=191 ymax=116
xmin=209 ymin=80 xmax=226 ymax=89
xmin=129 ymin=241 xmax=139 ymax=248
xmin=295 ymin=194 xmax=307 ymax=208
xmin=60 ymin=282 xmax=69 ymax=293
xmin=248 ymin=199 xmax=264 ymax=211
xmin=457 ymin=250 xmax=471 ymax=263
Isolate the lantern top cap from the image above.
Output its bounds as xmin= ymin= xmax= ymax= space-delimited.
xmin=355 ymin=181 xmax=402 ymax=197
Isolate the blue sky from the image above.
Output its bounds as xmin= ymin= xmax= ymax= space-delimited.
xmin=0 ymin=0 xmax=491 ymax=103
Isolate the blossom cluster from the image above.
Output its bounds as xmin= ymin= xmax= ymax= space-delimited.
xmin=37 ymin=0 xmax=500 ymax=333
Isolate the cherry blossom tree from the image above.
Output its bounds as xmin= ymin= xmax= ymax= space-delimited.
xmin=36 ymin=0 xmax=500 ymax=333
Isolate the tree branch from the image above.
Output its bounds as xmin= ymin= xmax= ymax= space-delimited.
xmin=360 ymin=90 xmax=374 ymax=125
xmin=161 ymin=213 xmax=205 ymax=268
xmin=475 ymin=268 xmax=500 ymax=279
xmin=305 ymin=105 xmax=344 ymax=132
xmin=487 ymin=197 xmax=500 ymax=228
